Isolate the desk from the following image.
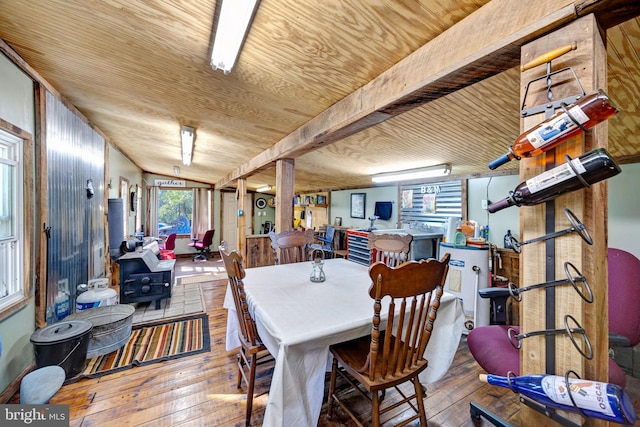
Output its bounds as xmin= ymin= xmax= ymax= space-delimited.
xmin=224 ymin=258 xmax=464 ymax=427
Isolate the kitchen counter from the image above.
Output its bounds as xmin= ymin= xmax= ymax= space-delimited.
xmin=347 ymin=228 xmax=443 ymax=263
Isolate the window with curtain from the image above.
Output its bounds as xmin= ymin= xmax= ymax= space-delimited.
xmin=157 ymin=188 xmax=193 ymax=236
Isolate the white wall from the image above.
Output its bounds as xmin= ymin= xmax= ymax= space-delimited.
xmin=108 ymin=145 xmax=143 ymax=237
xmin=468 ymin=174 xmax=520 ymax=247
xmin=330 ymin=186 xmax=398 ymax=230
xmin=468 ymin=166 xmax=639 ymax=258
xmin=0 ymin=52 xmax=36 ymax=392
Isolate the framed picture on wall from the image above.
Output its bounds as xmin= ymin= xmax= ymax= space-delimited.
xmin=350 ymin=193 xmax=366 ymax=219
xmin=334 ymin=217 xmax=342 ymax=226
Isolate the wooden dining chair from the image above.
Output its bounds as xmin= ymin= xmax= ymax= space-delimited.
xmin=219 ymin=243 xmax=274 ymax=427
xmin=327 ymin=253 xmax=451 ymax=427
xmin=368 ymin=232 xmax=413 ymax=266
xmin=268 ymin=229 xmax=314 ymax=264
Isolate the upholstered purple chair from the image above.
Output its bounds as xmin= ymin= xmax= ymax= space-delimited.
xmin=468 ymin=247 xmax=640 ymax=388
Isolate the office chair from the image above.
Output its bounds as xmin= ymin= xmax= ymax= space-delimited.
xmin=188 ymin=229 xmax=215 ymax=261
xmin=310 ymin=225 xmax=335 ymax=257
xmin=159 ymin=233 xmax=176 ymax=260
xmin=468 ymin=247 xmax=640 ymax=389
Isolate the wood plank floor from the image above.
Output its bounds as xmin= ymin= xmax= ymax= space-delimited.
xmin=20 ymin=257 xmax=640 ymax=426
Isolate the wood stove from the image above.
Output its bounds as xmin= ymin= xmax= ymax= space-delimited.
xmin=118 ymin=248 xmax=175 ymax=309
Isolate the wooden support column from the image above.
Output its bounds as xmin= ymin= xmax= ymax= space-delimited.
xmin=519 ymin=14 xmax=609 ymax=426
xmin=275 ymin=159 xmax=295 ymax=233
xmin=237 ymin=178 xmax=247 ymax=260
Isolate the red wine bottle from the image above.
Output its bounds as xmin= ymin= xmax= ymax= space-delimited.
xmin=480 ymin=373 xmax=636 ymax=424
xmin=488 ymin=148 xmax=621 ymax=213
xmin=488 ymin=90 xmax=619 ymax=170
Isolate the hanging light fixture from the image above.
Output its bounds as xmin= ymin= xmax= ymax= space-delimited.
xmin=181 ymin=125 xmax=195 ymax=166
xmin=210 ymin=0 xmax=260 ymax=74
xmin=371 ymin=164 xmax=452 ymax=183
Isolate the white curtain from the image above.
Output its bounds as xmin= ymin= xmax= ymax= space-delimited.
xmin=193 ymin=188 xmax=212 ymax=238
xmin=146 ymin=186 xmax=159 ymax=237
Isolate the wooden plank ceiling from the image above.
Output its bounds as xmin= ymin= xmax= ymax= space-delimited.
xmin=0 ymin=0 xmax=637 ymax=192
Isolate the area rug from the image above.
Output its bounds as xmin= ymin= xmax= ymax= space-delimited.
xmin=66 ymin=314 xmax=210 ymax=383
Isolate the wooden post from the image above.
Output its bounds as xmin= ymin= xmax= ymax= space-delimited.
xmin=275 ymin=159 xmax=295 ymax=233
xmin=237 ymin=178 xmax=247 ymax=260
xmin=519 ymin=14 xmax=609 ymax=426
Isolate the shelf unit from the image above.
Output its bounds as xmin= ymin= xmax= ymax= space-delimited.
xmin=346 ymin=229 xmax=370 ymax=265
xmin=293 ymin=192 xmax=329 ymax=230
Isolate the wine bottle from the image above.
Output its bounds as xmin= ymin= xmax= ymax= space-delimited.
xmin=488 ymin=148 xmax=621 ymax=213
xmin=480 ymin=373 xmax=636 ymax=424
xmin=488 ymin=90 xmax=619 ymax=170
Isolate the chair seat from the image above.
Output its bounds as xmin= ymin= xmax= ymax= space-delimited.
xmin=159 ymin=250 xmax=176 ymax=260
xmin=331 ymin=332 xmax=428 ymax=391
xmin=467 ymin=325 xmax=520 ymax=378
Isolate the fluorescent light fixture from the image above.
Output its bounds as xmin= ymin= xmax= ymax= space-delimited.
xmin=371 ymin=164 xmax=452 ymax=183
xmin=210 ymin=0 xmax=259 ymax=74
xmin=181 ymin=125 xmax=195 ymax=166
xmin=256 ymin=185 xmax=272 ymax=193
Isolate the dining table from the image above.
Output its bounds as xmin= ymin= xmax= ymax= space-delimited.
xmin=223 ymin=257 xmax=464 ymax=427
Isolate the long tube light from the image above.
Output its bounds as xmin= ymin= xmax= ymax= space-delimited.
xmin=371 ymin=164 xmax=452 ymax=183
xmin=181 ymin=125 xmax=195 ymax=166
xmin=210 ymin=0 xmax=260 ymax=74
xmin=256 ymin=185 xmax=273 ymax=193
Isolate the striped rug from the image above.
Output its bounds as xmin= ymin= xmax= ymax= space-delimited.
xmin=67 ymin=314 xmax=210 ymax=383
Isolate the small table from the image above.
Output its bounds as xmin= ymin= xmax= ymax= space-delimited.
xmin=224 ymin=258 xmax=464 ymax=427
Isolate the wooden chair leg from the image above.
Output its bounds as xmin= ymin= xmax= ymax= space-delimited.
xmin=413 ymin=378 xmax=428 ymax=426
xmin=245 ymin=352 xmax=258 ymax=427
xmin=236 ymin=348 xmax=244 ymax=388
xmin=327 ymin=358 xmax=338 ymax=418
xmin=372 ymin=390 xmax=381 ymax=427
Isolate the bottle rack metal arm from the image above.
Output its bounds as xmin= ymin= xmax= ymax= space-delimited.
xmin=509 ymin=208 xmax=593 ymax=253
xmin=507 ymin=314 xmax=593 ymax=360
xmin=505 ymin=261 xmax=593 ymax=303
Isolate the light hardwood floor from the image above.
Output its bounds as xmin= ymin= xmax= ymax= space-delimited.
xmin=15 ymin=256 xmax=640 ymax=426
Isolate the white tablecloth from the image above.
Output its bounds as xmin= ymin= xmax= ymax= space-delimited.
xmin=223 ymin=258 xmax=464 ymax=427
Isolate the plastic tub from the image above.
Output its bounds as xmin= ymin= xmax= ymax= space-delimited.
xmin=65 ymin=304 xmax=135 ymax=358
xmin=30 ymin=320 xmax=93 ymax=378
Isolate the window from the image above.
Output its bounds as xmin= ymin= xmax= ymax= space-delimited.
xmin=158 ymin=189 xmax=193 ymax=236
xmin=0 ymin=129 xmax=24 ymax=311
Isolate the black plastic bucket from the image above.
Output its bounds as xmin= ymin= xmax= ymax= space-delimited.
xmin=30 ymin=320 xmax=93 ymax=379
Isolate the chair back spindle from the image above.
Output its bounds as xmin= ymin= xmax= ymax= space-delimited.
xmin=368 ymin=232 xmax=413 ymax=267
xmin=366 ymin=252 xmax=450 ymax=381
xmin=269 ymin=229 xmax=314 ymax=264
xmin=220 ymin=246 xmax=260 ymax=347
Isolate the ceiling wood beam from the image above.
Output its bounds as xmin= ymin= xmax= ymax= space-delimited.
xmin=216 ymin=0 xmax=630 ymax=188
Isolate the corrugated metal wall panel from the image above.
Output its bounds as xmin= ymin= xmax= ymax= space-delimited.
xmin=45 ymin=93 xmax=105 ymax=324
xmin=400 ymin=180 xmax=462 ymax=225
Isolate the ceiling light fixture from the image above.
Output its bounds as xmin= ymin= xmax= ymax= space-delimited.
xmin=181 ymin=125 xmax=195 ymax=166
xmin=210 ymin=0 xmax=260 ymax=74
xmin=371 ymin=164 xmax=452 ymax=183
xmin=256 ymin=185 xmax=272 ymax=193
xmin=173 ymin=166 xmax=180 ymax=177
